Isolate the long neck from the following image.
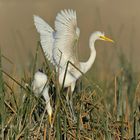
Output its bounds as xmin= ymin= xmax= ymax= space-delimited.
xmin=81 ymin=40 xmax=96 ymax=73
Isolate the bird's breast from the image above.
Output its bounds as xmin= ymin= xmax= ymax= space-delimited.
xmin=59 ymin=68 xmax=81 ymax=88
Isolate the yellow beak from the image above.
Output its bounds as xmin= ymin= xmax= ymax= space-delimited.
xmin=100 ymin=36 xmax=114 ymax=43
xmin=49 ymin=114 xmax=52 ymax=127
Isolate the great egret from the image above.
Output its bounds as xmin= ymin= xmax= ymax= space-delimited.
xmin=33 ymin=9 xmax=113 ymax=94
xmin=32 ymin=70 xmax=52 ymax=126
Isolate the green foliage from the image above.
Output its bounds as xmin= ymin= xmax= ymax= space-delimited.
xmin=1 ymin=44 xmax=140 ymax=140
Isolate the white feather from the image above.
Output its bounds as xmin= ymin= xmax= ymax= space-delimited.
xmin=33 ymin=15 xmax=55 ymax=64
xmin=33 ymin=10 xmax=113 ymax=123
xmin=33 ymin=9 xmax=113 ymax=90
xmin=32 ymin=71 xmax=52 ymax=125
xmin=32 ymin=71 xmax=48 ymax=96
xmin=53 ymin=9 xmax=80 ymax=69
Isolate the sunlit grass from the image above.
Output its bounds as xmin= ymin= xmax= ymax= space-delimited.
xmin=0 ymin=2 xmax=140 ymax=139
xmin=0 ymin=43 xmax=140 ymax=139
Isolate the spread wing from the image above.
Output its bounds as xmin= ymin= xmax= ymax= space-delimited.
xmin=53 ymin=9 xmax=80 ymax=69
xmin=34 ymin=15 xmax=55 ymax=64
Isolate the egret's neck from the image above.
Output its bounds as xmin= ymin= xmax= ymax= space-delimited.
xmin=81 ymin=40 xmax=96 ymax=73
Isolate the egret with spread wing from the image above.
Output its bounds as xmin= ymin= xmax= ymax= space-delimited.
xmin=34 ymin=9 xmax=113 ymax=93
xmin=33 ymin=10 xmax=113 ymax=120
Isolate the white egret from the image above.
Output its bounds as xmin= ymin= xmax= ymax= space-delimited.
xmin=33 ymin=9 xmax=113 ymax=93
xmin=34 ymin=10 xmax=114 ymax=121
xmin=32 ymin=70 xmax=52 ymax=126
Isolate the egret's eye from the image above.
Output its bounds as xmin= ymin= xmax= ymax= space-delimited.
xmin=99 ymin=36 xmax=105 ymax=40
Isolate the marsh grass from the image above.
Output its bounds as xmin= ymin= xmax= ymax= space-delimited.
xmin=0 ymin=43 xmax=140 ymax=140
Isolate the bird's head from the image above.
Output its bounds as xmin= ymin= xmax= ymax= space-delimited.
xmin=90 ymin=31 xmax=114 ymax=47
xmin=32 ymin=71 xmax=48 ymax=92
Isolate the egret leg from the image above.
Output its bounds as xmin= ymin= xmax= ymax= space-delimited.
xmin=69 ymin=82 xmax=76 ymax=121
xmin=66 ymin=87 xmax=73 ymax=118
xmin=66 ymin=87 xmax=70 ymax=102
xmin=65 ymin=82 xmax=76 ymax=121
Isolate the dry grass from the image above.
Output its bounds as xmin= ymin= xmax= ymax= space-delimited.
xmin=0 ymin=43 xmax=140 ymax=140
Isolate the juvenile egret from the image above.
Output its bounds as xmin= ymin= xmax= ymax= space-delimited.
xmin=33 ymin=9 xmax=113 ymax=93
xmin=32 ymin=70 xmax=52 ymax=126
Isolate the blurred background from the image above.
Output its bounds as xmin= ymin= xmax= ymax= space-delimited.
xmin=0 ymin=0 xmax=139 ymax=81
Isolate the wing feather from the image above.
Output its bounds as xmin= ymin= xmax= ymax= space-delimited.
xmin=34 ymin=15 xmax=55 ymax=64
xmin=53 ymin=9 xmax=80 ymax=68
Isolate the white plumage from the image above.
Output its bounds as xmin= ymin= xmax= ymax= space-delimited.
xmin=32 ymin=71 xmax=52 ymax=125
xmin=33 ymin=16 xmax=55 ymax=64
xmin=33 ymin=9 xmax=113 ymax=93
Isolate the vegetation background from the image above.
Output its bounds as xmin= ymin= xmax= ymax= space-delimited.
xmin=0 ymin=0 xmax=140 ymax=139
xmin=1 ymin=0 xmax=140 ymax=76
